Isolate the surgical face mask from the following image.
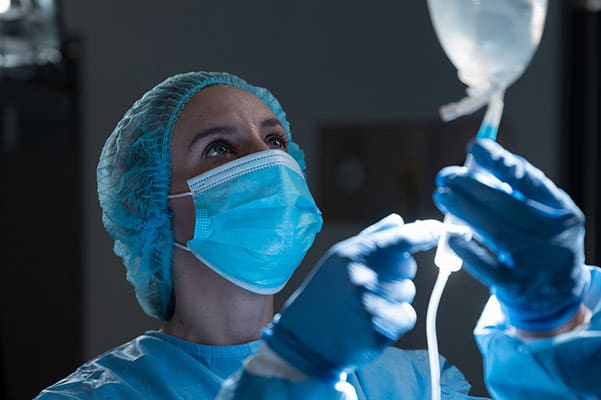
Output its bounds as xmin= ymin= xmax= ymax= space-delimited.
xmin=168 ymin=150 xmax=323 ymax=294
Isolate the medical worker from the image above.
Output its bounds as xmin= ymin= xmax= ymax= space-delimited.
xmin=35 ymin=72 xmax=600 ymax=400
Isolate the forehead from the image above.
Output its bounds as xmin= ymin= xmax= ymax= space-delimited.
xmin=171 ymin=85 xmax=278 ymax=146
xmin=176 ymin=84 xmax=275 ymax=127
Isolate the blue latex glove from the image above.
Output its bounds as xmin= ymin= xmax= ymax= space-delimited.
xmin=263 ymin=214 xmax=443 ymax=382
xmin=434 ymin=138 xmax=588 ymax=332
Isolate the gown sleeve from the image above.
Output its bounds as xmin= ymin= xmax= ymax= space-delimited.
xmin=475 ymin=265 xmax=601 ymax=399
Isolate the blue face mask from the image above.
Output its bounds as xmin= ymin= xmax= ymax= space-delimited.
xmin=169 ymin=150 xmax=323 ymax=294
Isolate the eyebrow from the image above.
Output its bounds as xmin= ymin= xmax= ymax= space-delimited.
xmin=261 ymin=118 xmax=284 ymax=130
xmin=188 ymin=126 xmax=236 ymax=150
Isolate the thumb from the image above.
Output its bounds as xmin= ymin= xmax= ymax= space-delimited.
xmin=368 ymin=219 xmax=444 ymax=255
xmin=448 ymin=235 xmax=512 ymax=288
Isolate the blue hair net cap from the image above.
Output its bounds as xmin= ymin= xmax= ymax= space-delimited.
xmin=97 ymin=71 xmax=306 ymax=320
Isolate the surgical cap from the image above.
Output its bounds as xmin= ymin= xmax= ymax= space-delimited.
xmin=97 ymin=71 xmax=306 ymax=320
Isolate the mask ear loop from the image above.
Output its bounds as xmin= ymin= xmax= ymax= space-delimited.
xmin=168 ymin=192 xmax=193 ymax=251
xmin=168 ymin=192 xmax=192 ymax=199
xmin=173 ymin=242 xmax=191 ymax=252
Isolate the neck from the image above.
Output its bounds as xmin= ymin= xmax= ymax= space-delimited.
xmin=161 ymin=249 xmax=274 ymax=346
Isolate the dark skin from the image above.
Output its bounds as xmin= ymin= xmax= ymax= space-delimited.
xmin=162 ymin=85 xmax=290 ymax=345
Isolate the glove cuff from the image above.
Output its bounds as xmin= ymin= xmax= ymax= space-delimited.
xmin=499 ymin=265 xmax=589 ymax=332
xmin=502 ymin=299 xmax=583 ymax=332
xmin=262 ymin=321 xmax=343 ymax=383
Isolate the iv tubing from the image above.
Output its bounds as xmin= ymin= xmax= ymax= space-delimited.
xmin=477 ymin=90 xmax=505 ymax=141
xmin=426 ymin=269 xmax=450 ymax=400
xmin=428 ymin=90 xmax=505 ymax=400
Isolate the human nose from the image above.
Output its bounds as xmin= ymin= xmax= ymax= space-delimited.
xmin=239 ymin=129 xmax=270 ymax=157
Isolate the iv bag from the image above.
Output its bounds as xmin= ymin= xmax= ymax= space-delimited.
xmin=427 ymin=0 xmax=548 ymax=119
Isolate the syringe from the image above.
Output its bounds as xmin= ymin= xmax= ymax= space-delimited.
xmin=426 ymin=91 xmax=504 ymax=400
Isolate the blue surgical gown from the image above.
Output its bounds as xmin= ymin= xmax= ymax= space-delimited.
xmin=36 ymin=266 xmax=601 ymax=399
xmin=35 ymin=332 xmax=474 ymax=399
xmin=35 ymin=332 xmax=261 ymax=399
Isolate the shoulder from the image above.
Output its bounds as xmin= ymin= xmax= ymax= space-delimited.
xmin=35 ymin=334 xmax=167 ymax=399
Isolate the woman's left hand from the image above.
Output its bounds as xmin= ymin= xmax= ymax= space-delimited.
xmin=434 ymin=138 xmax=588 ymax=334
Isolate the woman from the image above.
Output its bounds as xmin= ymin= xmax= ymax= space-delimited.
xmin=33 ymin=72 xmax=471 ymax=399
xmin=36 ymin=72 xmax=600 ymax=399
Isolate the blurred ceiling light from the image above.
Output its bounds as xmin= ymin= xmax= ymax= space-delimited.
xmin=0 ymin=0 xmax=11 ymax=14
xmin=0 ymin=0 xmax=63 ymax=69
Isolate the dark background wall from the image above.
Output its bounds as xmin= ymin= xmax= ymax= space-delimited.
xmin=4 ymin=1 xmax=569 ymax=398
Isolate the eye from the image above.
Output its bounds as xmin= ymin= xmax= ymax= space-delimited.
xmin=205 ymin=141 xmax=232 ymax=158
xmin=266 ymin=134 xmax=288 ymax=150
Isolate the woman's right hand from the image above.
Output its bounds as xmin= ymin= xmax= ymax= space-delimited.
xmin=262 ymin=214 xmax=444 ymax=382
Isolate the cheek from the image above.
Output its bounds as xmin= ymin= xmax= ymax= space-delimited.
xmin=170 ymin=198 xmax=196 ymax=243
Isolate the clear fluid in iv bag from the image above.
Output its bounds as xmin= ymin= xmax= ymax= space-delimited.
xmin=427 ymin=0 xmax=548 ymax=92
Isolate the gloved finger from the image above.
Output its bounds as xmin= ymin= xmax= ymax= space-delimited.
xmin=437 ymin=164 xmax=517 ymax=202
xmin=378 ymin=278 xmax=416 ymax=303
xmin=435 ymin=165 xmax=465 ymax=186
xmin=362 ymin=220 xmax=442 ymax=279
xmin=448 ymin=235 xmax=514 ymax=288
xmin=437 ymin=173 xmax=577 ymax=235
xmin=367 ymin=219 xmax=444 ymax=255
xmin=358 ymin=213 xmax=404 ymax=236
xmin=363 ymin=293 xmax=417 ymax=339
xmin=366 ymin=252 xmax=417 ymax=280
xmin=434 ymin=188 xmax=528 ymax=252
xmin=468 ymin=139 xmax=572 ymax=209
xmin=347 ymin=262 xmax=417 ymax=298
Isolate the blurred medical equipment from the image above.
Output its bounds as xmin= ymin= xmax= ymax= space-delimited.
xmin=1 ymin=3 xmax=80 ymax=397
xmin=426 ymin=1 xmax=548 ymax=399
xmin=0 ymin=0 xmax=63 ymax=70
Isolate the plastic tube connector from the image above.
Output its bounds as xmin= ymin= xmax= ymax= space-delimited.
xmin=439 ymin=92 xmax=491 ymax=122
xmin=434 ymin=219 xmax=473 ymax=273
